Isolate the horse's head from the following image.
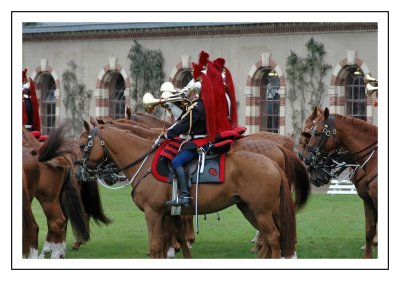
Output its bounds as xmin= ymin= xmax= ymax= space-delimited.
xmin=79 ymin=120 xmax=111 ymax=181
xmin=303 ymin=107 xmax=338 ymax=166
xmin=297 ymin=106 xmax=323 ymax=160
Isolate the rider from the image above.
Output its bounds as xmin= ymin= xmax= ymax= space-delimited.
xmin=22 ymin=69 xmax=41 ymax=132
xmin=164 ymin=62 xmax=217 ymax=207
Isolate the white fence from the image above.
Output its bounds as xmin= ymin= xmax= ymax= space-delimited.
xmin=327 ymin=179 xmax=357 ymax=195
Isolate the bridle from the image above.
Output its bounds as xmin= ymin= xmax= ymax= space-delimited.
xmin=80 ymin=127 xmax=113 ymax=181
xmin=79 ymin=126 xmax=160 ymax=183
xmin=304 ymin=114 xmax=378 ymax=181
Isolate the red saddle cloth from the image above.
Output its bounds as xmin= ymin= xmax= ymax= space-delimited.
xmin=29 ymin=131 xmax=48 ymax=142
xmin=152 ymin=139 xmax=229 ymax=183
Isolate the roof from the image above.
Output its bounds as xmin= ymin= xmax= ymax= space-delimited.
xmin=22 ymin=22 xmax=247 ymax=34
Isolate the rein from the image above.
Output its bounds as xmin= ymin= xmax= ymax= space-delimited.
xmin=306 ymin=114 xmax=378 ymax=181
xmin=80 ymin=127 xmax=160 ymax=182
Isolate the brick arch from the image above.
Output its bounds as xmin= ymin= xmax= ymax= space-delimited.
xmin=30 ymin=64 xmax=61 ymax=127
xmin=329 ymin=56 xmax=374 ymax=123
xmin=168 ymin=56 xmax=193 ymax=88
xmin=245 ymin=57 xmax=286 ymax=135
xmin=330 ymin=56 xmax=368 ymax=86
xmin=246 ymin=59 xmax=286 ymax=88
xmin=31 ymin=65 xmax=61 ymax=99
xmin=95 ymin=63 xmax=131 ymax=118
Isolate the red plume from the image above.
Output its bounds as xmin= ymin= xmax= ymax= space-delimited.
xmin=23 ymin=69 xmax=28 ymax=83
xmin=198 ymin=50 xmax=209 ymax=66
xmin=212 ymin=58 xmax=225 ymax=71
xmin=192 ymin=62 xmax=203 ymax=81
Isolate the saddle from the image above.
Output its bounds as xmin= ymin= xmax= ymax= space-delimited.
xmin=151 ymin=127 xmax=247 ymax=184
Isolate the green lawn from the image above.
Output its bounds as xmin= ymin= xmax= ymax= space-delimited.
xmin=31 ymin=187 xmax=377 ymax=259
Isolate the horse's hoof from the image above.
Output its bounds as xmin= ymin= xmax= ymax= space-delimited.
xmin=72 ymin=242 xmax=83 ymax=251
xmin=250 ymin=246 xmax=258 ymax=253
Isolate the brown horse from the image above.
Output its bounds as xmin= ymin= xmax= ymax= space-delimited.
xmin=79 ymin=121 xmax=303 ymax=258
xmin=302 ymin=107 xmax=378 ymax=258
xmin=298 ymin=106 xmax=332 ymax=187
xmin=23 ymin=127 xmax=110 ymax=258
xmin=99 ymin=117 xmax=309 ymax=255
xmin=22 ymin=145 xmax=40 ymax=258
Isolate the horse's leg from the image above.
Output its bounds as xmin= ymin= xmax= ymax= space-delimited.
xmin=170 ymin=216 xmax=192 ymax=259
xmin=236 ymin=202 xmax=267 ymax=254
xmin=144 ymin=209 xmax=165 ymax=258
xmin=37 ymin=199 xmax=67 ymax=259
xmin=363 ymin=200 xmax=377 ymax=258
xmin=256 ymin=212 xmax=281 ymax=258
xmin=183 ymin=215 xmax=195 ymax=248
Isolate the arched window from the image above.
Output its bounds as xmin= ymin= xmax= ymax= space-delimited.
xmin=181 ymin=71 xmax=193 ymax=89
xmin=345 ymin=69 xmax=366 ymax=121
xmin=109 ymin=74 xmax=125 ymax=120
xmin=260 ymin=71 xmax=280 ymax=133
xmin=174 ymin=69 xmax=193 ymax=89
xmin=40 ymin=75 xmax=56 ymax=134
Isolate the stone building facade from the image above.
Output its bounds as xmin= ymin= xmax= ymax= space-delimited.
xmin=22 ymin=22 xmax=378 ymax=137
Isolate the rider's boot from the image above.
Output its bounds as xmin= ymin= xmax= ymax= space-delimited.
xmin=165 ymin=166 xmax=191 ymax=207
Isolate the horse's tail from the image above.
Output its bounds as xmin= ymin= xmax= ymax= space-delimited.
xmin=277 ymin=166 xmax=296 ymax=257
xmin=38 ymin=123 xmax=76 ymax=162
xmin=60 ymin=169 xmax=90 ymax=243
xmin=79 ymin=180 xmax=112 ymax=225
xmin=22 ymin=175 xmax=37 ymax=257
xmin=277 ymin=145 xmax=311 ymax=210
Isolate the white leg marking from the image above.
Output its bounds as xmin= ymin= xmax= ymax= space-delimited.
xmin=28 ymin=248 xmax=38 ymax=258
xmin=39 ymin=241 xmax=52 ymax=258
xmin=251 ymin=230 xmax=259 ymax=243
xmin=167 ymin=247 xmax=176 ymax=259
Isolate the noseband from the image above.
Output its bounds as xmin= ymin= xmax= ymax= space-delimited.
xmin=305 ymin=114 xmax=338 ymax=156
xmin=304 ymin=114 xmax=378 ymax=181
xmin=80 ymin=127 xmax=111 ymax=181
xmin=79 ymin=126 xmax=160 ymax=184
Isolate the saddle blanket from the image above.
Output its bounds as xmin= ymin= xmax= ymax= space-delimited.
xmin=152 ymin=140 xmax=225 ymax=183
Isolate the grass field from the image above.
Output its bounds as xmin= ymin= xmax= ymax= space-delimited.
xmin=31 ymin=186 xmax=377 ymax=259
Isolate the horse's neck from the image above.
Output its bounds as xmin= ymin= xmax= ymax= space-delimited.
xmin=114 ymin=122 xmax=159 ymax=140
xmin=336 ymin=116 xmax=377 ymax=158
xmin=102 ymin=128 xmax=154 ymax=177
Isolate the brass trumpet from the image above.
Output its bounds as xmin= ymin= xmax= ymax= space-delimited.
xmin=143 ymin=92 xmax=191 ymax=113
xmin=364 ymin=73 xmax=378 ymax=96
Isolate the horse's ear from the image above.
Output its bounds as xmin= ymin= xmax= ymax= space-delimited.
xmin=83 ymin=120 xmax=91 ymax=132
xmin=90 ymin=116 xmax=99 ymax=126
xmin=324 ymin=107 xmax=330 ymax=120
xmin=126 ymin=106 xmax=132 ymax=120
xmin=311 ymin=106 xmax=318 ymax=119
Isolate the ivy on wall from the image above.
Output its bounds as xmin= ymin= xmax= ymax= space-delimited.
xmin=286 ymin=38 xmax=331 ymax=138
xmin=62 ymin=60 xmax=92 ymax=138
xmin=127 ymin=40 xmax=165 ymax=114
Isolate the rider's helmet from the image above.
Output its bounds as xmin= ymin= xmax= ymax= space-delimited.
xmin=160 ymin=82 xmax=176 ymax=93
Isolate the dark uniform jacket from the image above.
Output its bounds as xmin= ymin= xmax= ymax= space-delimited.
xmin=166 ymin=99 xmax=208 ymax=150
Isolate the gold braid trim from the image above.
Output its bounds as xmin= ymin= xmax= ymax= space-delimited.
xmin=180 ymin=102 xmax=197 ymax=135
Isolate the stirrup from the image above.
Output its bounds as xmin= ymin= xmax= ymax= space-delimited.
xmin=165 ymin=196 xmax=191 ymax=207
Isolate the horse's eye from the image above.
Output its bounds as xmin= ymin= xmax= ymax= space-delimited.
xmin=80 ymin=144 xmax=85 ymax=149
xmin=314 ymin=131 xmax=321 ymax=136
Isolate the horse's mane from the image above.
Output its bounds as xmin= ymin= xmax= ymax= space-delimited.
xmin=133 ymin=112 xmax=172 ymax=126
xmin=100 ymin=124 xmax=154 ymax=145
xmin=106 ymin=120 xmax=160 ymax=140
xmin=335 ymin=114 xmax=377 ymax=137
xmin=23 ymin=128 xmax=40 ymax=149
